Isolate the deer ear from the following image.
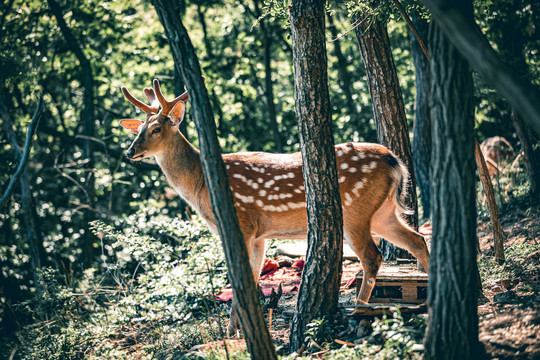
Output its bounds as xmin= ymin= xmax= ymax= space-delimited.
xmin=170 ymin=101 xmax=186 ymax=127
xmin=120 ymin=119 xmax=144 ymax=134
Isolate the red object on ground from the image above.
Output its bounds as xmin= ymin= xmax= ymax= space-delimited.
xmin=215 ymin=258 xmax=361 ymax=302
xmin=261 ymin=258 xmax=279 ymax=274
xmin=292 ymin=259 xmax=305 ymax=270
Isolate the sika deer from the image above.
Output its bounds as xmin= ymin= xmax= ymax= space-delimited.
xmin=120 ymin=80 xmax=430 ymax=334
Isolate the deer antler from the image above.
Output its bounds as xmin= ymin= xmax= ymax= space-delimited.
xmin=121 ymin=86 xmax=159 ymax=119
xmin=153 ymin=79 xmax=189 ymax=116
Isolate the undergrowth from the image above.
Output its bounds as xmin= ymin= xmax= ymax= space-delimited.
xmin=13 ymin=210 xmax=229 ymax=359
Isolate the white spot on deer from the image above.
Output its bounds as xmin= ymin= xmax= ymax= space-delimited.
xmin=264 ymin=205 xmax=276 ymax=211
xmin=274 ymin=186 xmax=280 ymax=191
xmin=274 ymin=175 xmax=282 ymax=181
xmin=299 ymin=185 xmax=305 ymax=190
xmin=340 ymin=163 xmax=349 ymax=170
xmin=234 ymin=162 xmax=240 ymax=165
xmin=233 ymin=173 xmax=247 ymax=182
xmin=351 ymin=156 xmax=359 ymax=161
xmin=287 ymin=172 xmax=295 ymax=178
xmin=258 ymin=178 xmax=264 ymax=184
xmin=234 ymin=193 xmax=254 ymax=203
xmin=337 ymin=149 xmax=344 ymax=156
xmin=256 ymin=199 xmax=264 ymax=207
xmin=352 ymin=181 xmax=364 ymax=196
xmin=345 ymin=192 xmax=353 ymax=204
xmin=370 ymin=161 xmax=377 ymax=169
xmin=252 ymin=182 xmax=259 ymax=189
xmin=260 ymin=167 xmax=265 ymax=173
xmin=361 ymin=165 xmax=371 ymax=173
xmin=349 ymin=167 xmax=357 ymax=173
xmin=259 ymin=190 xmax=267 ymax=197
xmin=287 ymin=202 xmax=306 ymax=209
xmin=294 ymin=188 xmax=302 ymax=194
xmin=226 ymin=164 xmax=231 ymax=170
xmin=264 ymin=179 xmax=275 ymax=188
xmin=339 ymin=176 xmax=346 ymax=183
xmin=246 ymin=179 xmax=253 ymax=186
xmin=280 ymin=204 xmax=289 ymax=211
xmin=359 ymin=153 xmax=366 ymax=159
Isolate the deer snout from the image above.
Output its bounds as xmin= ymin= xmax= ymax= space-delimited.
xmin=126 ymin=147 xmax=135 ymax=159
xmin=126 ymin=146 xmax=147 ymax=161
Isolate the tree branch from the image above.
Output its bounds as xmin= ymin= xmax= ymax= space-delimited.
xmin=0 ymin=96 xmax=45 ymax=208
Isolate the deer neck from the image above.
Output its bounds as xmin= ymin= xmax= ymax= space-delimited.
xmin=154 ymin=132 xmax=214 ymax=226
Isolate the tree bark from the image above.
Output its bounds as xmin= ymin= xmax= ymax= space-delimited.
xmin=474 ymin=139 xmax=505 ymax=265
xmin=288 ymin=0 xmax=343 ymax=352
xmin=353 ymin=8 xmax=418 ymax=260
xmin=48 ymin=0 xmax=96 ymax=265
xmin=419 ymin=0 xmax=540 ymax=136
xmin=410 ymin=12 xmax=432 ymax=220
xmin=150 ymin=2 xmax=277 ymax=359
xmin=424 ymin=2 xmax=481 ymax=357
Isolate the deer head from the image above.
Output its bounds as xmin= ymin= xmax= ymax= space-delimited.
xmin=120 ymin=79 xmax=189 ymax=160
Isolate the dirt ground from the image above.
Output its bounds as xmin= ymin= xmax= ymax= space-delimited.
xmin=476 ymin=198 xmax=540 ymax=359
xmin=262 ymin=197 xmax=540 ymax=358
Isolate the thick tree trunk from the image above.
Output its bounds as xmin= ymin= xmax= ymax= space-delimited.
xmin=288 ymin=0 xmax=343 ymax=352
xmin=419 ymin=0 xmax=540 ymax=136
xmin=150 ymin=2 xmax=276 ymax=358
xmin=48 ymin=0 xmax=96 ymax=265
xmin=424 ymin=3 xmax=481 ymax=357
xmin=410 ymin=12 xmax=432 ymax=220
xmin=353 ymin=10 xmax=418 ymax=260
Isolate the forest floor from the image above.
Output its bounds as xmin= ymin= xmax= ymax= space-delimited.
xmin=225 ymin=195 xmax=540 ymax=359
xmin=476 ymin=196 xmax=540 ymax=359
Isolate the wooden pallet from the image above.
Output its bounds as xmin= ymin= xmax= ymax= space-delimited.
xmin=351 ymin=302 xmax=427 ymax=316
xmin=356 ymin=262 xmax=428 ymax=304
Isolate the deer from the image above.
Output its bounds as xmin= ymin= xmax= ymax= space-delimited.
xmin=120 ymin=79 xmax=430 ymax=335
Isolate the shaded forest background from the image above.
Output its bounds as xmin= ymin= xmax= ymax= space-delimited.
xmin=1 ymin=0 xmax=539 ymax=358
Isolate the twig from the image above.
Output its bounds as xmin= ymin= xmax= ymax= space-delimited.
xmin=391 ymin=0 xmax=430 ymax=61
xmin=0 ymin=96 xmax=45 ymax=208
xmin=329 ymin=6 xmax=381 ymax=42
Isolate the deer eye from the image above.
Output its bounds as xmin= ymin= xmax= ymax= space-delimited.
xmin=151 ymin=127 xmax=161 ymax=135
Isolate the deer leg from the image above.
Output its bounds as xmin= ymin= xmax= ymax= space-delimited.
xmin=371 ymin=198 xmax=430 ymax=273
xmin=345 ymin=231 xmax=383 ymax=303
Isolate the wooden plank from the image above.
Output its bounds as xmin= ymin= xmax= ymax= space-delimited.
xmin=350 ymin=302 xmax=427 ymax=316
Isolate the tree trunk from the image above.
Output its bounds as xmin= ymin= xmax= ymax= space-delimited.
xmin=474 ymin=139 xmax=505 ymax=264
xmin=327 ymin=13 xmax=374 ymax=141
xmin=251 ymin=0 xmax=282 ymax=152
xmin=424 ymin=3 xmax=481 ymax=357
xmin=288 ymin=0 xmax=343 ymax=352
xmin=511 ymin=110 xmax=540 ymax=197
xmin=150 ymin=2 xmax=277 ymax=359
xmin=353 ymin=9 xmax=418 ymax=260
xmin=419 ymin=0 xmax=540 ymax=136
xmin=48 ymin=0 xmax=96 ymax=265
xmin=410 ymin=12 xmax=432 ymax=220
